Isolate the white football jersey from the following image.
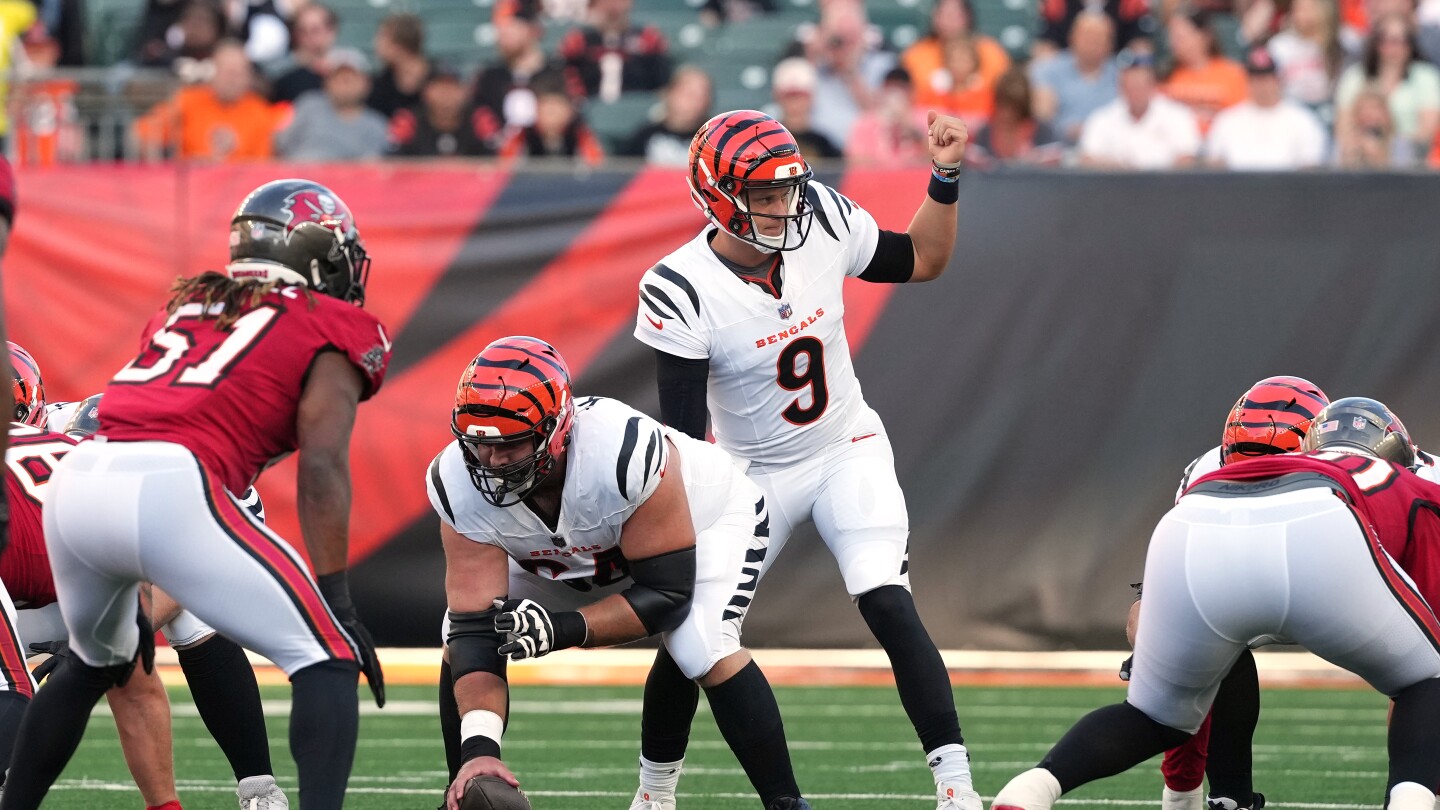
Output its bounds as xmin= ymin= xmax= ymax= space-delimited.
xmin=634 ymin=181 xmax=881 ymax=467
xmin=39 ymin=401 xmax=80 ymax=434
xmin=427 ymin=395 xmax=749 ymax=585
xmin=1177 ymin=444 xmax=1440 ymax=499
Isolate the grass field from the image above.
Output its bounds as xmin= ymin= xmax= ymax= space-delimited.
xmin=41 ymin=682 xmax=1392 ymax=809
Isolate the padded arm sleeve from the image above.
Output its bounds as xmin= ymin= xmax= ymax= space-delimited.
xmin=655 ymin=350 xmax=709 ymax=441
xmin=857 ymin=230 xmax=916 ymax=284
xmin=446 ymin=608 xmax=508 ymax=683
xmin=621 ymin=546 xmax=697 ymax=635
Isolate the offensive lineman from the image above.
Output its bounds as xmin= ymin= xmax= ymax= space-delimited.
xmin=993 ymin=397 xmax=1440 ymax=810
xmin=431 ymin=338 xmax=810 ymax=810
xmin=632 ymin=110 xmax=976 ymax=810
xmin=8 ymin=354 xmax=287 ymax=807
xmin=0 ymin=179 xmax=388 ymax=809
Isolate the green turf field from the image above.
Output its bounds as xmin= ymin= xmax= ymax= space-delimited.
xmin=41 ymin=682 xmax=1390 ymax=809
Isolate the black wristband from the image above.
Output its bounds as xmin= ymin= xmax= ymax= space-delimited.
xmin=316 ymin=572 xmax=352 ymax=612
xmin=927 ymin=170 xmax=960 ymax=205
xmin=553 ymin=611 xmax=589 ymax=650
xmin=460 ymin=734 xmax=502 ymax=762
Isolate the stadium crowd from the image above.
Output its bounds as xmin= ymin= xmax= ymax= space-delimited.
xmin=2 ymin=0 xmax=1437 ymax=168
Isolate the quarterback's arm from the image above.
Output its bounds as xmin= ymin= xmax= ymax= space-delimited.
xmin=580 ymin=441 xmax=697 ymax=645
xmin=295 ymin=350 xmax=364 ymax=576
xmin=655 ymin=350 xmax=709 ymax=441
xmin=905 ymin=111 xmax=968 ymax=283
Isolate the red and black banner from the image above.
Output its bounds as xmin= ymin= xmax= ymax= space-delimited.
xmin=11 ymin=165 xmax=1440 ymax=648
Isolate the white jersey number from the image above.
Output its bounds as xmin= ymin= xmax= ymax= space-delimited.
xmin=777 ymin=337 xmax=829 ymax=426
xmin=6 ymin=424 xmax=72 ymax=504
xmin=1311 ymin=450 xmax=1399 ymax=493
xmin=115 ymin=305 xmax=279 ymax=387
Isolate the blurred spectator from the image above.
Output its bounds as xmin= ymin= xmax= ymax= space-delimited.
xmin=1335 ymin=13 xmax=1440 ymax=157
xmin=1031 ymin=11 xmax=1119 ymax=143
xmin=390 ymin=65 xmax=493 ymax=158
xmin=846 ymin=67 xmax=929 ymax=165
xmin=276 ymin=47 xmax=390 ymax=160
xmin=921 ymin=37 xmax=995 ymax=128
xmin=619 ymin=66 xmax=713 ymax=165
xmin=902 ymin=0 xmax=1011 ymax=96
xmin=500 ymin=75 xmax=605 ymax=164
xmin=559 ymin=0 xmax=672 ymax=102
xmin=1204 ymin=47 xmax=1327 ymax=167
xmin=1266 ymin=0 xmax=1344 ymax=111
xmin=1163 ymin=9 xmax=1248 ymax=132
xmin=969 ymin=69 xmax=1065 ymax=166
xmin=368 ymin=13 xmax=431 ymax=120
xmin=1037 ymin=0 xmax=1153 ymax=58
xmin=138 ymin=0 xmax=226 ymax=71
xmin=770 ymin=57 xmax=842 ymax=159
xmin=1340 ymin=0 xmax=1413 ymax=59
xmin=1341 ymin=86 xmax=1413 ymax=164
xmin=136 ymin=39 xmax=281 ymax=161
xmin=227 ymin=0 xmax=291 ymax=65
xmin=30 ymin=0 xmax=82 ymax=66
xmin=0 ymin=0 xmax=36 ymax=149
xmin=801 ymin=0 xmax=896 ymax=149
xmin=1079 ymin=48 xmax=1201 ymax=167
xmin=699 ymin=0 xmax=778 ymax=26
xmin=473 ymin=0 xmax=573 ymax=146
xmin=12 ymin=23 xmax=81 ymax=164
xmin=270 ymin=3 xmax=337 ymax=104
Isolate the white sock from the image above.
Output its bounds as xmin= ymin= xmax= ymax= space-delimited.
xmin=639 ymin=756 xmax=684 ymax=796
xmin=1161 ymin=785 xmax=1204 ymax=810
xmin=926 ymin=743 xmax=974 ymax=788
xmin=993 ymin=767 xmax=1062 ymax=810
xmin=1389 ymin=782 xmax=1437 ymax=810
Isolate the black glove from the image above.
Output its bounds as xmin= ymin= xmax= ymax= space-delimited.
xmin=493 ymin=598 xmax=587 ymax=660
xmin=318 ymin=571 xmax=385 ymax=708
xmin=1119 ymin=655 xmax=1133 ymax=682
xmin=27 ymin=639 xmax=68 ymax=683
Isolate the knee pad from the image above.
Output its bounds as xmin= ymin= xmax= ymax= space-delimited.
xmin=839 ymin=536 xmax=911 ymax=597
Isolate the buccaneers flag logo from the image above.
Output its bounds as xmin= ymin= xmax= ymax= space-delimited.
xmin=281 ymin=190 xmax=349 ymax=239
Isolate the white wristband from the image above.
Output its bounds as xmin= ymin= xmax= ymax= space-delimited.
xmin=461 ymin=709 xmax=504 ymax=748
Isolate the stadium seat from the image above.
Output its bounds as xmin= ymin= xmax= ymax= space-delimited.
xmin=586 ymin=92 xmax=659 ymax=152
xmin=85 ymin=0 xmax=146 ymax=65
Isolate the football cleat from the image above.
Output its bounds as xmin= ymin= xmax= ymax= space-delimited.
xmin=765 ymin=799 xmax=811 ymax=810
xmin=937 ymin=782 xmax=983 ymax=810
xmin=629 ymin=789 xmax=675 ymax=810
xmin=237 ymin=774 xmax=289 ymax=810
xmin=1206 ymin=793 xmax=1265 ymax=810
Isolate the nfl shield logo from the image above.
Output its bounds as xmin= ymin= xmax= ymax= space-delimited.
xmin=1353 ymin=416 xmax=1368 ymax=430
xmin=778 ymin=302 xmax=793 ymax=320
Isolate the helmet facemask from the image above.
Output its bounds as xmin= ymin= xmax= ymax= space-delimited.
xmin=452 ymin=413 xmax=566 ymax=508
xmin=694 ymin=157 xmax=814 ymax=254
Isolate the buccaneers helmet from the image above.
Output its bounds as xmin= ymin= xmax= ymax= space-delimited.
xmin=688 ymin=110 xmax=813 ymax=253
xmin=451 ymin=337 xmax=575 ymax=507
xmin=226 ymin=179 xmax=370 ymax=305
xmin=62 ymin=392 xmax=103 ymax=438
xmin=1302 ymin=396 xmax=1416 ymax=468
xmin=8 ymin=341 xmax=45 ymax=425
xmin=1220 ymin=376 xmax=1330 ymax=465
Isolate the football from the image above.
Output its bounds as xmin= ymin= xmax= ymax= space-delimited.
xmin=458 ymin=775 xmax=532 ymax=810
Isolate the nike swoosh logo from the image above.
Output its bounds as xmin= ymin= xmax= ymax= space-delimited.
xmin=851 ymin=433 xmax=876 ymax=443
xmin=645 ymin=314 xmax=664 ymax=331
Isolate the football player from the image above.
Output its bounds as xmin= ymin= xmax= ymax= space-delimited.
xmin=430 ymin=338 xmax=809 ymax=810
xmin=0 ymin=179 xmax=389 ymax=810
xmin=994 ymin=397 xmax=1440 ymax=810
xmin=7 ymin=354 xmax=287 ymax=807
xmin=632 ymin=110 xmax=976 ymax=810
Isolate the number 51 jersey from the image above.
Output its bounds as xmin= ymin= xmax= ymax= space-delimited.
xmin=100 ymin=286 xmax=391 ymax=495
xmin=634 ymin=182 xmax=880 ymax=467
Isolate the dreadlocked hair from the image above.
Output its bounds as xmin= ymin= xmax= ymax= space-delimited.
xmin=165 ymin=271 xmax=314 ymax=328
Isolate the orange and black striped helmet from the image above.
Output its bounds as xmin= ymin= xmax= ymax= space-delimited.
xmin=687 ymin=110 xmax=814 ymax=252
xmin=1220 ymin=375 xmax=1329 ymax=465
xmin=8 ymin=341 xmax=45 ymax=426
xmin=451 ymin=336 xmax=575 ymax=507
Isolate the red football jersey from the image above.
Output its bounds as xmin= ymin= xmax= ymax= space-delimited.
xmin=1188 ymin=451 xmax=1440 ymax=606
xmin=100 ymin=287 xmax=391 ymax=494
xmin=2 ymin=423 xmax=77 ymax=608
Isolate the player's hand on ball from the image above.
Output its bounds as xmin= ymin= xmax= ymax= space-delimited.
xmin=447 ymin=757 xmax=526 ymax=810
xmin=926 ymin=111 xmax=969 ymax=166
xmin=493 ymin=598 xmax=586 ymax=660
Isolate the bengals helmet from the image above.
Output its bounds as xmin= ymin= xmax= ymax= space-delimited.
xmin=8 ymin=341 xmax=45 ymax=425
xmin=1302 ymin=397 xmax=1415 ymax=468
xmin=688 ymin=110 xmax=813 ymax=253
xmin=451 ymin=337 xmax=575 ymax=507
xmin=1220 ymin=376 xmax=1329 ymax=465
xmin=226 ymin=179 xmax=370 ymax=305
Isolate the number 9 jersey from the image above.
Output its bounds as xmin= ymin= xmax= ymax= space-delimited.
xmin=99 ymin=286 xmax=391 ymax=494
xmin=633 ymin=181 xmax=879 ymax=467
